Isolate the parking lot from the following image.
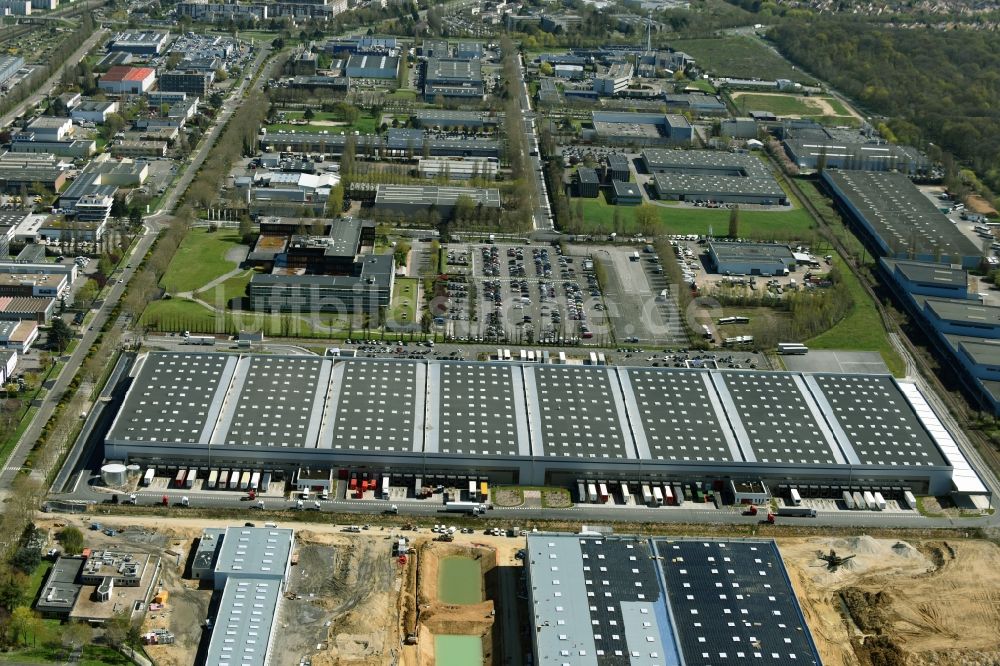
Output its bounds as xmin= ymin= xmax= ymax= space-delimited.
xmin=438 ymin=242 xmax=609 ymax=344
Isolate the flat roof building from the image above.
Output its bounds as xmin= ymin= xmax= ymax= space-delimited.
xmin=527 ymin=534 xmax=822 ymax=666
xmin=345 ymin=53 xmax=399 ymax=79
xmin=423 ymin=58 xmax=484 ymax=100
xmin=611 ymin=179 xmax=643 ymax=205
xmin=645 ymin=150 xmax=786 ymax=205
xmin=104 ymin=353 xmax=986 ymax=497
xmin=591 ymin=112 xmax=692 ymax=147
xmin=708 ymin=240 xmax=797 ymax=275
xmin=823 ymin=171 xmax=982 ymax=269
xmin=373 ymin=184 xmax=500 ymax=216
xmin=576 ymin=167 xmax=600 ymax=198
xmin=107 ymin=31 xmax=169 ymax=55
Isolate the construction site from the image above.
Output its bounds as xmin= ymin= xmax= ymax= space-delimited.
xmin=26 ymin=514 xmax=1000 ymax=666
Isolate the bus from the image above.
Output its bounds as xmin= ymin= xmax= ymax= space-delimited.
xmin=778 ymin=342 xmax=808 ymax=355
xmin=718 ymin=316 xmax=750 ymax=325
xmin=701 ymin=325 xmax=713 ymax=340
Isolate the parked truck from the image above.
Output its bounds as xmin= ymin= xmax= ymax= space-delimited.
xmin=852 ymin=491 xmax=865 ymax=510
xmin=775 ymin=507 xmax=816 ymax=518
xmin=842 ymin=491 xmax=855 ymax=510
xmin=641 ymin=484 xmax=653 ymax=506
xmin=444 ymin=501 xmax=487 ymax=515
xmin=652 ymin=485 xmax=664 ymax=506
xmin=862 ymin=491 xmax=876 ymax=510
xmin=902 ymin=490 xmax=917 ymax=510
xmin=597 ymin=483 xmax=609 ymax=504
xmin=143 ymin=468 xmax=155 ymax=487
xmin=587 ymin=483 xmax=598 ymax=503
xmin=873 ymin=492 xmax=887 ymax=511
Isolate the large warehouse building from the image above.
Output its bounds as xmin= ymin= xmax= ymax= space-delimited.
xmin=822 ymin=170 xmax=982 ymax=269
xmin=645 ymin=149 xmax=787 ymax=205
xmin=527 ymin=534 xmax=821 ymax=666
xmin=103 ymin=353 xmax=987 ymax=498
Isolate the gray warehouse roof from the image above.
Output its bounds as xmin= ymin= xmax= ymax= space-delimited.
xmin=425 ymin=57 xmax=483 ymax=84
xmin=214 ymin=526 xmax=294 ymax=580
xmin=882 ymin=259 xmax=968 ymax=290
xmin=329 ymin=359 xmax=423 ymax=453
xmin=709 ymin=241 xmax=795 ymax=264
xmin=823 ymin=171 xmax=981 ymax=262
xmin=374 ymin=184 xmax=500 ymax=208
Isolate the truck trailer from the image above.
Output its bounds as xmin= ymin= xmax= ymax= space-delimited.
xmin=775 ymin=507 xmax=817 ymax=517
xmin=444 ymin=501 xmax=487 ymax=515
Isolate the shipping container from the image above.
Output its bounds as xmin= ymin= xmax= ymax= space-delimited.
xmin=229 ymin=471 xmax=240 ymax=489
xmin=142 ymin=468 xmax=155 ymax=486
xmin=239 ymin=471 xmax=250 ymax=490
xmin=641 ymin=484 xmax=653 ymax=505
xmin=873 ymin=492 xmax=886 ymax=511
xmin=663 ymin=484 xmax=674 ymax=505
xmin=250 ymin=472 xmax=261 ymax=491
xmin=219 ymin=470 xmax=230 ymax=488
xmin=652 ymin=485 xmax=663 ymax=506
xmin=587 ymin=483 xmax=598 ymax=503
xmin=598 ymin=483 xmax=609 ymax=503
xmin=902 ymin=491 xmax=916 ymax=510
xmin=174 ymin=469 xmax=186 ymax=488
xmin=842 ymin=490 xmax=855 ymax=510
xmin=207 ymin=470 xmax=218 ymax=489
xmin=862 ymin=491 xmax=876 ymax=510
xmin=852 ymin=491 xmax=865 ymax=510
xmin=620 ymin=482 xmax=630 ymax=503
xmin=789 ymin=488 xmax=801 ymax=506
xmin=673 ymin=485 xmax=684 ymax=506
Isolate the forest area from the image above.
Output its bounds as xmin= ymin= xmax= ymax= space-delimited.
xmin=769 ymin=21 xmax=1000 ymax=201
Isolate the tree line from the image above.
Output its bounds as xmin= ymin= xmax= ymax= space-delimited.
xmin=770 ymin=20 xmax=1000 ymax=203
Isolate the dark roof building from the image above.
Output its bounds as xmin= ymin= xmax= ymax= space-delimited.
xmin=822 ymin=171 xmax=981 ymax=269
xmin=423 ymin=58 xmax=484 ymax=100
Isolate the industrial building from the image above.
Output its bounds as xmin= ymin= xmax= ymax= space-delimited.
xmin=576 ymin=167 xmax=599 ymax=198
xmin=0 ymin=319 xmax=38 ymax=352
xmin=645 ymin=149 xmax=787 ymax=205
xmin=603 ymin=153 xmax=631 ymax=183
xmin=0 ymin=153 xmax=68 ymax=193
xmin=882 ymin=258 xmax=1000 ymax=419
xmin=822 ymin=170 xmax=981 ymax=269
xmin=417 ymin=157 xmax=497 ymax=180
xmin=708 ymin=240 xmax=796 ymax=275
xmin=104 ymin=354 xmax=988 ymax=499
xmin=527 ymin=534 xmax=821 ymax=666
xmin=423 ymin=58 xmax=484 ymax=101
xmin=70 ymin=100 xmax=119 ymax=124
xmin=0 ymin=55 xmax=23 ymax=86
xmin=107 ymin=31 xmax=169 ymax=56
xmin=345 ymin=54 xmax=399 ymax=79
xmin=593 ymin=62 xmax=633 ymax=96
xmin=194 ymin=526 xmax=295 ymax=666
xmin=591 ymin=112 xmax=692 ymax=147
xmin=611 ymin=179 xmax=643 ymax=205
xmin=372 ymin=184 xmax=500 ymax=217
xmin=248 ymin=255 xmax=393 ymax=313
xmin=411 ymin=110 xmax=501 ymax=130
xmin=663 ymin=92 xmax=727 ymax=114
xmin=782 ymin=124 xmax=928 ymax=174
xmin=25 ymin=117 xmax=72 ymax=141
xmin=35 ymin=551 xmax=161 ymax=622
xmin=8 ymin=134 xmax=95 ymax=158
xmin=260 ymin=131 xmax=501 ymax=160
xmin=98 ymin=66 xmax=156 ymax=95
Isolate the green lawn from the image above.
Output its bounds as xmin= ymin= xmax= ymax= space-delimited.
xmin=389 ymin=277 xmax=418 ymax=326
xmin=160 ymin=228 xmax=244 ymax=294
xmin=197 ymin=270 xmax=254 ymax=307
xmin=27 ymin=559 xmax=53 ymax=603
xmin=734 ymin=93 xmax=822 ymax=116
xmin=0 ymin=643 xmax=132 ymax=665
xmin=806 ymin=254 xmax=905 ymax=376
xmin=571 ymin=195 xmax=816 ymax=240
xmin=685 ymin=79 xmax=717 ymax=94
xmin=140 ymin=298 xmax=353 ymax=338
xmin=387 ymin=90 xmax=417 ymax=101
xmin=670 ymin=37 xmax=817 ymax=84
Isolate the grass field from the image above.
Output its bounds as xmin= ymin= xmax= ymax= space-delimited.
xmin=160 ymin=229 xmax=244 ymax=294
xmin=806 ymin=254 xmax=905 ymax=376
xmin=197 ymin=270 xmax=254 ymax=307
xmin=389 ymin=277 xmax=418 ymax=326
xmin=140 ymin=298 xmax=354 ymax=338
xmin=669 ymin=37 xmax=816 ymax=85
xmin=571 ymin=195 xmax=816 ymax=240
xmin=732 ymin=93 xmax=857 ymax=122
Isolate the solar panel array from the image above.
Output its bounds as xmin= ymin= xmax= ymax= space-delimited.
xmin=812 ymin=374 xmax=945 ymax=466
xmin=332 ymin=360 xmax=417 ymax=452
xmin=628 ymin=369 xmax=736 ymax=462
xmin=224 ymin=356 xmax=323 ymax=448
xmin=721 ymin=372 xmax=838 ymax=465
xmin=113 ymin=353 xmax=230 ymax=443
xmin=655 ymin=539 xmax=820 ymax=666
xmin=533 ymin=366 xmax=631 ymax=460
xmin=108 ymin=353 xmax=955 ymax=478
xmin=437 ymin=362 xmax=519 ymax=456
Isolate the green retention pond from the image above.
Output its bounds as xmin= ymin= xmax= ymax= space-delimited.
xmin=438 ymin=556 xmax=482 ymax=604
xmin=435 ymin=634 xmax=482 ymax=666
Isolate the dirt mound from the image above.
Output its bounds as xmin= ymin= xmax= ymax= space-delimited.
xmin=782 ymin=538 xmax=1000 ymax=666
